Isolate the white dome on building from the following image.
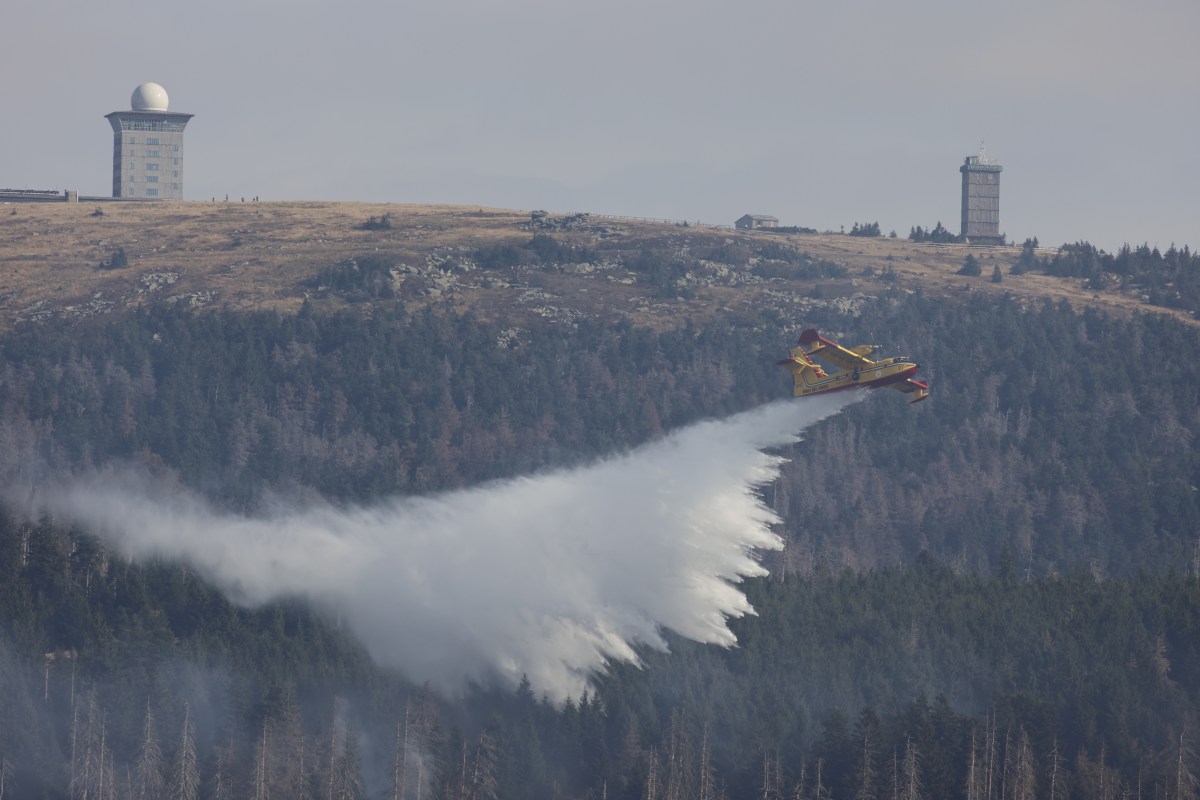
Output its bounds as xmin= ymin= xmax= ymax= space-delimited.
xmin=130 ymin=82 xmax=169 ymax=112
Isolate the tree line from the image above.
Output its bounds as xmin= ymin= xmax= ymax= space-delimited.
xmin=1 ymin=253 xmax=1199 ymax=796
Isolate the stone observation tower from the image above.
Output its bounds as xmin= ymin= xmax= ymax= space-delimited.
xmin=105 ymin=83 xmax=193 ymax=199
xmin=959 ymin=145 xmax=1003 ymax=244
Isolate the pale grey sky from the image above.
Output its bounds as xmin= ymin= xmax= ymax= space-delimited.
xmin=4 ymin=0 xmax=1197 ymax=250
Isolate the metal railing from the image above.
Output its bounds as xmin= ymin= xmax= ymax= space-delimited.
xmin=582 ymin=213 xmax=732 ymax=230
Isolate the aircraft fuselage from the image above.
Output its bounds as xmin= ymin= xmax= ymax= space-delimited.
xmin=777 ymin=328 xmax=929 ymax=403
xmin=784 ymin=356 xmax=919 ymax=398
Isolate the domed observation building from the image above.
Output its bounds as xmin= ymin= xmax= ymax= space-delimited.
xmin=105 ymin=82 xmax=193 ymax=199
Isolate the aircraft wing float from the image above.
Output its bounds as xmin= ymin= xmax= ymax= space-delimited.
xmin=778 ymin=328 xmax=929 ymax=404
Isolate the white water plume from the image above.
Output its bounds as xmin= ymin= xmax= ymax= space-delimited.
xmin=33 ymin=392 xmax=857 ymax=700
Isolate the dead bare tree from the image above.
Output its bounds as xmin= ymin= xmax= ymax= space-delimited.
xmin=966 ymin=729 xmax=982 ymax=800
xmin=760 ymin=750 xmax=783 ymax=800
xmin=132 ymin=701 xmax=165 ymax=800
xmin=295 ymin=739 xmax=313 ymax=800
xmin=1173 ymin=730 xmax=1199 ymax=800
xmin=324 ymin=701 xmax=364 ymax=800
xmin=1101 ymin=743 xmax=1116 ymax=800
xmin=985 ymin=715 xmax=999 ymax=800
xmin=812 ymin=758 xmax=830 ymax=800
xmin=416 ymin=689 xmax=442 ymax=800
xmin=465 ymin=731 xmax=499 ymax=800
xmin=170 ymin=703 xmax=201 ymax=800
xmin=70 ymin=688 xmax=108 ymax=800
xmin=644 ymin=748 xmax=660 ymax=800
xmin=664 ymin=709 xmax=692 ymax=800
xmin=1077 ymin=743 xmax=1128 ymax=800
xmin=900 ymin=737 xmax=923 ymax=800
xmin=0 ymin=756 xmax=14 ymax=800
xmin=69 ymin=704 xmax=79 ymax=800
xmin=273 ymin=686 xmax=312 ymax=800
xmin=698 ymin=725 xmax=716 ymax=800
xmin=1046 ymin=738 xmax=1066 ymax=800
xmin=790 ymin=760 xmax=808 ymax=800
xmin=855 ymin=726 xmax=878 ymax=800
xmin=1010 ymin=729 xmax=1036 ymax=800
xmin=392 ymin=710 xmax=409 ymax=800
xmin=455 ymin=738 xmax=469 ymax=800
xmin=210 ymin=744 xmax=234 ymax=800
xmin=253 ymin=720 xmax=270 ymax=800
xmin=999 ymin=728 xmax=1012 ymax=800
xmin=101 ymin=749 xmax=116 ymax=800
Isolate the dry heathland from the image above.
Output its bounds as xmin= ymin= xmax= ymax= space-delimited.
xmin=0 ymin=200 xmax=1192 ymax=331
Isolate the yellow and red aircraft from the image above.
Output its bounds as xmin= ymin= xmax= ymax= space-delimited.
xmin=778 ymin=328 xmax=929 ymax=403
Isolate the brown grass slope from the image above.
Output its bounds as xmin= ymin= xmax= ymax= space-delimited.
xmin=0 ymin=200 xmax=1192 ymax=331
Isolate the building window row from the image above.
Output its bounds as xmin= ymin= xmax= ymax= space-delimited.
xmin=124 ymin=151 xmax=174 ymax=161
xmin=116 ymin=120 xmax=188 ymax=133
xmin=121 ymin=120 xmax=165 ymax=132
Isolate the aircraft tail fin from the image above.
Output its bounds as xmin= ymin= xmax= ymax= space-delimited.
xmin=777 ymin=349 xmax=828 ymax=395
xmin=797 ymin=328 xmax=824 ymax=354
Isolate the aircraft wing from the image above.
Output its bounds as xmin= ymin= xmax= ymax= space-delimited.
xmin=797 ymin=329 xmax=873 ymax=371
xmin=889 ymin=377 xmax=930 ymax=403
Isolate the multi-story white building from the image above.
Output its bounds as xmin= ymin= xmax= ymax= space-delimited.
xmin=105 ymin=83 xmax=193 ymax=199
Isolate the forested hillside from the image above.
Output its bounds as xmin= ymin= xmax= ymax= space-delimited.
xmin=775 ymin=294 xmax=1200 ymax=576
xmin=1 ymin=208 xmax=1199 ymax=799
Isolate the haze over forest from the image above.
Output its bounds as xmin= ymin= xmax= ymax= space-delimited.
xmin=4 ymin=6 xmax=1200 ymax=799
xmin=0 ymin=199 xmax=1198 ymax=799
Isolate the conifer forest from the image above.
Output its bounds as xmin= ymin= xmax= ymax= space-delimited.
xmin=1 ymin=222 xmax=1199 ymax=800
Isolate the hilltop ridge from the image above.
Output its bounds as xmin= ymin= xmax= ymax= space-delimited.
xmin=0 ymin=200 xmax=1192 ymax=330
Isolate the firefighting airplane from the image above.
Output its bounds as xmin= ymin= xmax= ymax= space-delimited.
xmin=778 ymin=329 xmax=930 ymax=403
